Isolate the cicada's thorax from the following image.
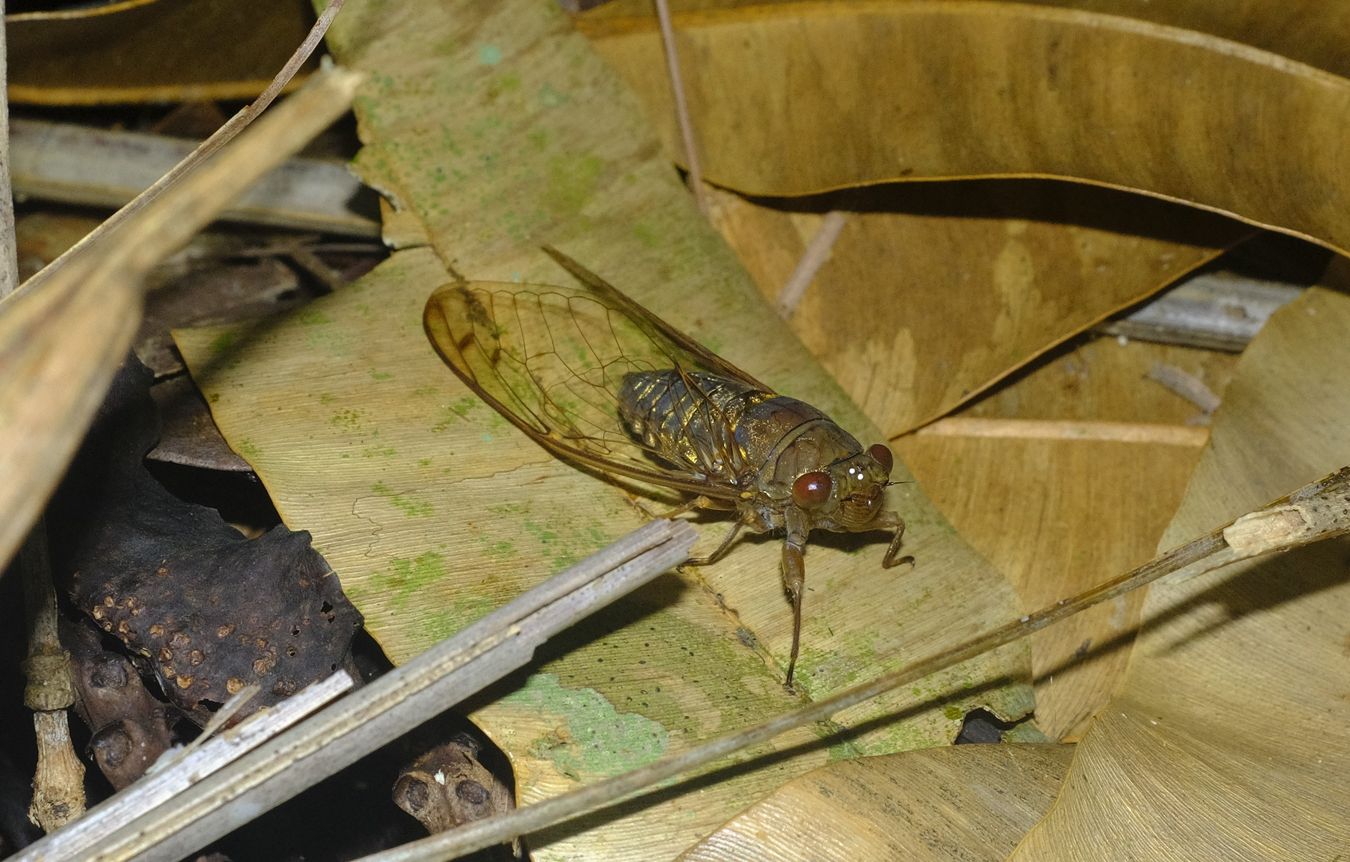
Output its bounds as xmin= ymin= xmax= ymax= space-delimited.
xmin=618 ymin=370 xmax=869 ymax=530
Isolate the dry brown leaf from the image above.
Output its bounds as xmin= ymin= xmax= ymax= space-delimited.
xmin=705 ymin=183 xmax=1246 ymax=435
xmin=7 ymin=0 xmax=318 ymax=105
xmin=582 ymin=2 xmax=1350 ymax=255
xmin=681 ymin=744 xmax=1073 ymax=861
xmin=588 ymin=0 xmax=1350 ymax=78
xmin=1010 ymin=274 xmax=1350 ymax=859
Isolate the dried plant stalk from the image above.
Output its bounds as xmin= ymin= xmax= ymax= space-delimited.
xmin=13 ymin=672 xmax=353 ymax=862
xmin=0 ymin=1 xmax=86 ymax=830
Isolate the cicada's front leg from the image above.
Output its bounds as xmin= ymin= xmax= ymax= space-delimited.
xmin=876 ymin=510 xmax=913 ymax=569
xmin=780 ymin=508 xmax=810 ymax=691
xmin=685 ymin=520 xmax=745 ymax=567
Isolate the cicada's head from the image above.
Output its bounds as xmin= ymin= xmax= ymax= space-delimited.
xmin=790 ymin=443 xmax=894 ymax=532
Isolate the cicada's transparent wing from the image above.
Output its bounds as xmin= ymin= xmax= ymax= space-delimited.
xmin=540 ymin=246 xmax=773 ymax=392
xmin=424 ymin=275 xmax=753 ymax=500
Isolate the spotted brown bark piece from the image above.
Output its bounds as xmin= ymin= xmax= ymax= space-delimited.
xmin=393 ymin=734 xmax=514 ymax=835
xmin=51 ymin=358 xmax=362 ymax=724
xmin=63 ymin=620 xmax=172 ymax=789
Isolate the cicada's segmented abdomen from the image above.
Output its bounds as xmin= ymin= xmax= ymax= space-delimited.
xmin=618 ymin=370 xmax=768 ymax=482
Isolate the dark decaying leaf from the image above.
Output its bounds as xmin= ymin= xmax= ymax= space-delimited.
xmin=62 ymin=620 xmax=173 ymax=790
xmin=49 ymin=358 xmax=362 ymax=724
xmin=147 ymin=375 xmax=253 ymax=472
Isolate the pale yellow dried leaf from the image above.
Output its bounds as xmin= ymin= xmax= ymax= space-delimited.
xmin=682 ymin=744 xmax=1073 ymax=861
xmin=589 ymin=0 xmax=1350 ymax=79
xmin=1010 ymin=275 xmax=1350 ymax=859
xmin=176 ymin=1 xmax=1035 ymax=858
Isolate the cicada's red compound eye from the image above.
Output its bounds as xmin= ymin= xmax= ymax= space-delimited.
xmin=867 ymin=443 xmax=894 ymax=476
xmin=792 ymin=470 xmax=833 ymax=508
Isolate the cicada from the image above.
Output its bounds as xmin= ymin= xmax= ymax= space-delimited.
xmin=423 ymin=247 xmax=907 ymax=687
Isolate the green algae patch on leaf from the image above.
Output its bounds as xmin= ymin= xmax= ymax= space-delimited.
xmin=505 ymin=673 xmax=671 ymax=782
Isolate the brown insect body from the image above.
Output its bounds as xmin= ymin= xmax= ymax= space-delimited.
xmin=618 ymin=369 xmax=889 ymax=534
xmin=424 ymin=247 xmax=907 ymax=688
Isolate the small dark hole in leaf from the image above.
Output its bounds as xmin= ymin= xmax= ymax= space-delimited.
xmin=954 ymin=708 xmax=1018 ymax=744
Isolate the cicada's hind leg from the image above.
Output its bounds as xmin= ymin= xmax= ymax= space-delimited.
xmin=625 ymin=493 xmax=725 ymax=522
xmin=878 ymin=511 xmax=914 ymax=569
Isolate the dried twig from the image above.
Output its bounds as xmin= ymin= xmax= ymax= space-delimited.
xmin=64 ymin=520 xmax=695 ymax=862
xmin=777 ymin=210 xmax=849 ymax=319
xmin=1147 ymin=363 xmax=1222 ymax=416
xmin=653 ymin=0 xmax=707 ymax=214
xmin=915 ymin=416 xmax=1209 ymax=447
xmin=20 ymin=522 xmax=86 ymax=831
xmin=9 ymin=118 xmax=378 ymax=238
xmin=1097 ymin=270 xmax=1303 ymax=351
xmin=357 ymin=467 xmax=1350 ymax=862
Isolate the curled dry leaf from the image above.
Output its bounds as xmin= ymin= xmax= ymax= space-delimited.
xmin=6 ymin=0 xmax=319 ymax=105
xmin=1010 ymin=275 xmax=1350 ymax=858
xmin=581 ymin=2 xmax=1350 ymax=255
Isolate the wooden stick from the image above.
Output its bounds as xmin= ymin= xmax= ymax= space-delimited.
xmin=9 ymin=118 xmax=379 ymax=238
xmin=356 ymin=467 xmax=1350 ymax=862
xmin=777 ymin=210 xmax=849 ymax=319
xmin=915 ymin=417 xmax=1209 ymax=447
xmin=80 ymin=519 xmax=696 ymax=862
xmin=19 ymin=522 xmax=86 ymax=832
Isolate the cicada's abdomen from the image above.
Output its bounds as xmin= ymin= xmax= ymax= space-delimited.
xmin=618 ymin=370 xmax=769 ymax=481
